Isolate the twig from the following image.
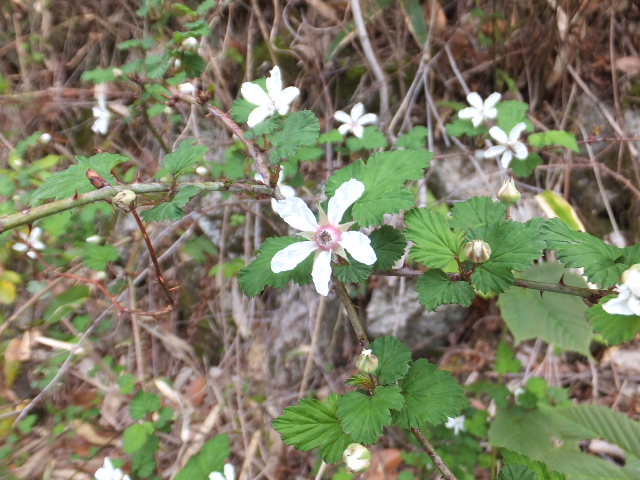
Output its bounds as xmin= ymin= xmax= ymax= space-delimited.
xmin=350 ymin=0 xmax=389 ymax=125
xmin=333 ymin=278 xmax=369 ymax=347
xmin=299 ymin=296 xmax=327 ymax=398
xmin=411 ymin=428 xmax=458 ymax=480
xmin=0 ymin=181 xmax=273 ymax=233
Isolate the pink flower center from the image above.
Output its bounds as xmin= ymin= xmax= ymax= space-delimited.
xmin=315 ymin=225 xmax=342 ymax=251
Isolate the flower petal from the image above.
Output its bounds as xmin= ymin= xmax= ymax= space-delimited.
xmin=488 ymin=126 xmax=508 ymax=144
xmin=327 ymin=179 xmax=365 ymax=225
xmin=339 ymin=231 xmax=376 ymax=265
xmin=275 ymin=86 xmax=300 ymax=115
xmin=357 ymin=113 xmax=378 ymax=126
xmin=466 ymin=92 xmax=483 ymax=110
xmin=500 ymin=150 xmax=514 ymax=169
xmin=241 ymin=82 xmax=270 ymax=107
xmin=513 ymin=142 xmax=529 ymax=160
xmin=334 ymin=110 xmax=352 ymax=124
xmin=312 ymin=250 xmax=332 ymax=296
xmin=352 ymin=124 xmax=364 ymax=139
xmin=484 ymin=92 xmax=502 ymax=109
xmin=209 ymin=473 xmax=226 ymax=480
xmin=483 ymin=107 xmax=498 ymax=120
xmin=470 ymin=114 xmax=483 ymax=127
xmin=271 ymin=241 xmax=317 ymax=273
xmin=350 ymin=102 xmax=364 ymax=121
xmin=223 ymin=463 xmax=236 ymax=480
xmin=12 ymin=243 xmax=28 ymax=252
xmin=247 ymin=106 xmax=272 ymax=128
xmin=338 ymin=124 xmax=352 ymax=136
xmin=279 ymin=184 xmax=296 ymax=198
xmin=266 ymin=66 xmax=283 ymax=99
xmin=483 ymin=145 xmax=507 ymax=159
xmin=603 ymin=296 xmax=635 ymax=316
xmin=457 ymin=107 xmax=477 ymax=120
xmin=626 ymin=269 xmax=640 ymax=296
xmin=27 ymin=250 xmax=38 ymax=260
xmin=272 ymin=197 xmax=318 ymax=232
xmin=509 ymin=122 xmax=527 ymax=141
xmin=628 ymin=295 xmax=640 ymax=316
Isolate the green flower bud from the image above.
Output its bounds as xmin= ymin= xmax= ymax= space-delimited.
xmin=113 ymin=189 xmax=136 ymax=212
xmin=464 ymin=239 xmax=491 ymax=264
xmin=343 ymin=443 xmax=371 ymax=473
xmin=355 ymin=349 xmax=379 ymax=374
xmin=497 ymin=178 xmax=521 ymax=204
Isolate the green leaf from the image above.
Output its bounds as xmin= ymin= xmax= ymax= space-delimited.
xmin=82 ymin=243 xmax=119 ymax=271
xmin=337 ymin=386 xmax=404 ymax=444
xmin=175 ymin=435 xmax=230 ymax=480
xmin=319 ymin=129 xmax=344 ymax=144
xmin=511 ymin=152 xmax=542 ymax=178
xmin=451 ymin=197 xmax=507 ymax=231
xmin=501 ymin=449 xmax=567 ymax=480
xmin=130 ymin=391 xmax=161 ymax=420
xmin=371 ymin=336 xmax=412 ymax=385
xmin=404 ymin=208 xmax=465 ymax=269
xmin=401 ymin=0 xmax=428 ymax=45
xmin=270 ymin=111 xmax=320 ymax=163
xmin=496 ymin=100 xmax=530 ymax=132
xmin=498 ymin=465 xmax=536 ymax=480
xmin=497 ymin=263 xmax=591 ymax=356
xmin=395 ymin=359 xmax=466 ymax=428
xmin=471 ymin=220 xmax=546 ymax=293
xmin=445 ymin=118 xmax=487 ymax=138
xmin=535 ymin=191 xmax=585 ymax=231
xmin=528 ymin=130 xmax=579 ymax=153
xmin=542 ymin=218 xmax=625 ymax=288
xmin=495 ymin=339 xmax=522 ymax=374
xmin=346 ymin=126 xmax=388 ymax=151
xmin=162 ymin=139 xmax=208 ymax=177
xmin=325 ymin=150 xmax=431 ymax=226
xmin=369 ymin=226 xmax=407 ymax=271
xmin=238 ymin=237 xmax=313 ymax=297
xmin=272 ymin=394 xmax=354 ymax=463
xmin=333 ymin=256 xmax=373 ymax=284
xmin=123 ymin=423 xmax=154 ymax=453
xmin=44 ymin=285 xmax=90 ymax=324
xmin=173 ymin=185 xmax=202 ymax=208
xmin=246 ymin=115 xmax=280 ymax=138
xmin=395 ymin=125 xmax=428 ymax=150
xmin=415 ymin=269 xmax=475 ymax=310
xmin=31 ymin=153 xmax=128 ymax=205
xmin=81 ymin=68 xmax=120 ymax=84
xmin=231 ymin=96 xmax=257 ymax=124
xmin=587 ymin=298 xmax=640 ymax=345
xmin=141 ymin=202 xmax=185 ymax=222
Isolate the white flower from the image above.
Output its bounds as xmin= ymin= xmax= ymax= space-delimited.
xmin=178 ymin=82 xmax=196 ymax=95
xmin=12 ymin=227 xmax=45 ymax=259
xmin=181 ymin=36 xmax=198 ymax=51
xmin=603 ymin=266 xmax=640 ymax=316
xmin=91 ymin=84 xmax=111 ymax=135
xmin=444 ymin=415 xmax=465 ymax=435
xmin=270 ymin=179 xmax=377 ymax=296
xmin=94 ymin=458 xmax=131 ymax=480
xmin=343 ymin=443 xmax=371 ymax=473
xmin=39 ymin=132 xmax=52 ymax=144
xmin=240 ymin=66 xmax=300 ymax=127
xmin=208 ymin=463 xmax=235 ymax=480
xmin=483 ymin=122 xmax=528 ymax=168
xmin=458 ymin=92 xmax=501 ymax=127
xmin=334 ymin=102 xmax=378 ymax=139
xmin=255 ymin=170 xmax=295 ymax=209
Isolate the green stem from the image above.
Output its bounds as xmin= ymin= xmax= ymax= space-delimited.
xmin=0 ymin=181 xmax=273 ymax=233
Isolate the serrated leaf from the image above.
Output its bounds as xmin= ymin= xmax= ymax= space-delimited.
xmin=445 ymin=118 xmax=487 ymax=137
xmin=496 ymin=101 xmax=530 ymax=132
xmin=231 ymin=96 xmax=257 ymax=124
xmin=272 ymin=394 xmax=354 ymax=463
xmin=404 ymin=208 xmax=465 ymax=269
xmin=371 ymin=336 xmax=412 ymax=385
xmin=511 ymin=152 xmax=542 ymax=178
xmin=246 ymin=115 xmax=280 ymax=138
xmin=369 ymin=226 xmax=407 ymax=271
xmin=238 ymin=237 xmax=313 ymax=297
xmin=587 ymin=298 xmax=640 ymax=345
xmin=396 ymin=125 xmax=428 ymax=149
xmin=173 ymin=185 xmax=202 ymax=208
xmin=30 ymin=153 xmax=128 ymax=205
xmin=333 ymin=256 xmax=372 ymax=283
xmin=495 ymin=339 xmax=522 ymax=374
xmin=416 ymin=269 xmax=475 ymax=310
xmin=162 ymin=139 xmax=208 ymax=177
xmin=528 ymin=130 xmax=579 ymax=153
xmin=123 ymin=423 xmax=154 ymax=453
xmin=542 ymin=218 xmax=625 ymax=288
xmin=497 ymin=263 xmax=591 ymax=356
xmin=82 ymin=243 xmax=119 ymax=271
xmin=450 ymin=197 xmax=507 ymax=231
xmin=175 ymin=435 xmax=230 ymax=480
xmin=141 ymin=202 xmax=185 ymax=222
xmin=471 ymin=220 xmax=545 ymax=293
xmin=395 ymin=359 xmax=466 ymax=428
xmin=346 ymin=126 xmax=388 ymax=151
xmin=130 ymin=391 xmax=161 ymax=420
xmin=337 ymin=386 xmax=404 ymax=444
xmin=319 ymin=129 xmax=344 ymax=144
xmin=498 ymin=465 xmax=536 ymax=480
xmin=501 ymin=449 xmax=567 ymax=480
xmin=270 ymin=111 xmax=320 ymax=163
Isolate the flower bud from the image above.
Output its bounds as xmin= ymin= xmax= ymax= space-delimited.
xmin=181 ymin=36 xmax=198 ymax=51
xmin=39 ymin=132 xmax=52 ymax=144
xmin=173 ymin=58 xmax=182 ymax=69
xmin=497 ymin=178 xmax=521 ymax=204
xmin=178 ymin=82 xmax=195 ymax=95
xmin=113 ymin=189 xmax=136 ymax=211
xmin=86 ymin=234 xmax=103 ymax=244
xmin=464 ymin=240 xmax=491 ymax=264
xmin=195 ymin=166 xmax=208 ymax=176
xmin=355 ymin=349 xmax=379 ymax=374
xmin=112 ymin=68 xmax=123 ymax=78
xmin=343 ymin=443 xmax=371 ymax=473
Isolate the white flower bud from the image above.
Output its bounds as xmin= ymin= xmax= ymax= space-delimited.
xmin=39 ymin=132 xmax=52 ymax=144
xmin=343 ymin=443 xmax=371 ymax=473
xmin=173 ymin=58 xmax=182 ymax=69
xmin=181 ymin=36 xmax=198 ymax=51
xmin=195 ymin=166 xmax=208 ymax=176
xmin=86 ymin=234 xmax=103 ymax=244
xmin=355 ymin=349 xmax=379 ymax=374
xmin=164 ymin=106 xmax=173 ymax=115
xmin=497 ymin=178 xmax=521 ymax=204
xmin=112 ymin=68 xmax=123 ymax=78
xmin=178 ymin=82 xmax=195 ymax=95
xmin=113 ymin=189 xmax=136 ymax=211
xmin=464 ymin=239 xmax=491 ymax=264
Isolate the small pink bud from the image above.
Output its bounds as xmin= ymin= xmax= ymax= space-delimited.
xmin=464 ymin=239 xmax=491 ymax=264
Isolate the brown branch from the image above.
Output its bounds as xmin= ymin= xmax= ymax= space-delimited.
xmin=411 ymin=428 xmax=458 ymax=480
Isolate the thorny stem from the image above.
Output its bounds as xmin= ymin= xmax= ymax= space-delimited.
xmin=411 ymin=428 xmax=458 ymax=480
xmin=0 ymin=181 xmax=273 ymax=233
xmin=333 ymin=278 xmax=458 ymax=480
